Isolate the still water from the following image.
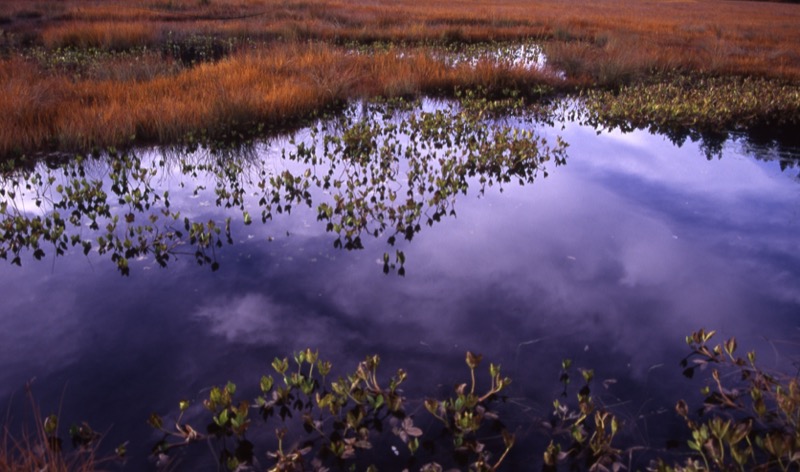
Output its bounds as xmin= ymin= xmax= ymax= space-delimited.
xmin=1 ymin=101 xmax=799 ymax=469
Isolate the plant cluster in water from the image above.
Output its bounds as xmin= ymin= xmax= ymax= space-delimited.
xmin=147 ymin=350 xmax=513 ymax=471
xmin=574 ymin=74 xmax=800 ymax=158
xmin=11 ymin=330 xmax=800 ymax=471
xmin=0 ymin=93 xmax=566 ymax=275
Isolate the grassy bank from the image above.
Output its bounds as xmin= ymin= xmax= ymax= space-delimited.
xmin=1 ymin=0 xmax=800 ymax=158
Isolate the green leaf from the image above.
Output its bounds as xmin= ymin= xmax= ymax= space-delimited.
xmin=43 ymin=414 xmax=58 ymax=435
xmin=260 ymin=375 xmax=274 ymax=393
xmin=217 ymin=409 xmax=229 ymax=426
xmin=148 ymin=412 xmax=163 ymax=430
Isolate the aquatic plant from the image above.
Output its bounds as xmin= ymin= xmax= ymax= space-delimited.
xmin=579 ymin=74 xmax=800 ymax=136
xmin=148 ymin=349 xmax=513 ymax=471
xmin=263 ymin=95 xmax=566 ymax=273
xmin=541 ymin=359 xmax=624 ymax=472
xmin=7 ymin=330 xmax=800 ymax=470
xmin=0 ymin=96 xmax=565 ymax=275
xmin=652 ymin=329 xmax=800 ymax=472
xmin=141 ymin=331 xmax=800 ymax=470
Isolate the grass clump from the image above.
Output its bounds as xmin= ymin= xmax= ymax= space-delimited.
xmin=1 ymin=385 xmax=121 ymax=471
xmin=0 ymin=42 xmax=560 ymax=158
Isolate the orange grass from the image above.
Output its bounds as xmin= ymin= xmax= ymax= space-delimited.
xmin=41 ymin=21 xmax=162 ymax=50
xmin=1 ymin=0 xmax=799 ymax=157
xmin=1 ymin=390 xmax=101 ymax=472
xmin=1 ymin=427 xmax=99 ymax=472
xmin=0 ymin=44 xmax=559 ymax=156
xmin=2 ymin=0 xmax=798 ymax=76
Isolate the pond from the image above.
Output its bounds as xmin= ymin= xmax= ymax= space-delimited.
xmin=1 ymin=98 xmax=799 ymax=470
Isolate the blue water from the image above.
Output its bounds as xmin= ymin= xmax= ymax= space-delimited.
xmin=1 ymin=106 xmax=799 ymax=469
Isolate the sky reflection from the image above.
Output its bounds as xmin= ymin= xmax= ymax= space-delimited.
xmin=1 ymin=119 xmax=799 ymax=468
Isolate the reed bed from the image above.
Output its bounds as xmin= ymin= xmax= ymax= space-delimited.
xmin=1 ymin=0 xmax=799 ymax=157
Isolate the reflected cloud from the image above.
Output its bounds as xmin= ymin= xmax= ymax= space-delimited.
xmin=572 ymin=125 xmax=795 ymax=202
xmin=194 ymin=292 xmax=343 ymax=351
xmin=1 ymin=111 xmax=800 ymax=468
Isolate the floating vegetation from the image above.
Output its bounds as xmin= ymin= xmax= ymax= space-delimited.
xmin=0 ymin=95 xmax=566 ymax=275
xmin=268 ymin=94 xmax=566 ymax=274
xmin=148 ymin=350 xmax=513 ymax=471
xmin=10 ymin=329 xmax=800 ymax=470
xmin=579 ymin=74 xmax=800 ymax=135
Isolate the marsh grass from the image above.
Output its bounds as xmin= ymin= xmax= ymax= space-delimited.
xmin=42 ymin=22 xmax=161 ymax=51
xmin=1 ymin=387 xmax=110 ymax=472
xmin=0 ymin=43 xmax=561 ymax=157
xmin=1 ymin=0 xmax=799 ymax=157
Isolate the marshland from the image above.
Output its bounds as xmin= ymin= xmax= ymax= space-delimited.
xmin=1 ymin=0 xmax=800 ymax=470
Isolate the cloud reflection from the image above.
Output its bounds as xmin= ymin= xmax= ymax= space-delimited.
xmin=195 ymin=292 xmax=337 ymax=348
xmin=1 ymin=120 xmax=799 ymax=468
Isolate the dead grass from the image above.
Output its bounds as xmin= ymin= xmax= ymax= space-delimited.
xmin=2 ymin=0 xmax=798 ymax=71
xmin=1 ymin=388 xmax=102 ymax=472
xmin=0 ymin=0 xmax=799 ymax=157
xmin=0 ymin=42 xmax=560 ymax=156
xmin=42 ymin=22 xmax=162 ymax=50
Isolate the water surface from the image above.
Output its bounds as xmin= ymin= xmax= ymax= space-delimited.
xmin=1 ymin=104 xmax=799 ymax=469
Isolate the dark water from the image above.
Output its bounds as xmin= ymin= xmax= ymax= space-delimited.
xmin=1 ymin=102 xmax=799 ymax=469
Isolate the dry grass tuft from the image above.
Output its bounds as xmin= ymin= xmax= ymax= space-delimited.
xmin=42 ymin=22 xmax=161 ymax=50
xmin=1 ymin=388 xmax=103 ymax=472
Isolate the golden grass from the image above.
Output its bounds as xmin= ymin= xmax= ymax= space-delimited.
xmin=0 ymin=43 xmax=559 ymax=156
xmin=1 ymin=0 xmax=799 ymax=157
xmin=41 ymin=21 xmax=162 ymax=50
xmin=3 ymin=0 xmax=798 ymax=70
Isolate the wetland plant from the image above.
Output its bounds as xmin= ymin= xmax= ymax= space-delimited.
xmin=0 ymin=96 xmax=566 ymax=275
xmin=148 ymin=349 xmax=513 ymax=471
xmin=7 ymin=331 xmax=800 ymax=470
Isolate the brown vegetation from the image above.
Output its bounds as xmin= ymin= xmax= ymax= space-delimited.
xmin=1 ymin=389 xmax=105 ymax=472
xmin=1 ymin=0 xmax=799 ymax=157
